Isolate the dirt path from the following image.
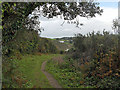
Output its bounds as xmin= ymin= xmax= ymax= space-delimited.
xmin=41 ymin=61 xmax=62 ymax=88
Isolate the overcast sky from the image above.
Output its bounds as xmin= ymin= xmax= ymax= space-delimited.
xmin=39 ymin=2 xmax=118 ymax=38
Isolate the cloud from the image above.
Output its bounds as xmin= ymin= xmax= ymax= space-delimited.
xmin=96 ymin=0 xmax=118 ymax=2
xmin=95 ymin=7 xmax=118 ymax=22
xmin=40 ymin=7 xmax=118 ymax=38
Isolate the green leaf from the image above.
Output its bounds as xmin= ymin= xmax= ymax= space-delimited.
xmin=14 ymin=3 xmax=16 ymax=7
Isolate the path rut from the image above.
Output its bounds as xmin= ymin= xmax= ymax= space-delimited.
xmin=41 ymin=61 xmax=62 ymax=88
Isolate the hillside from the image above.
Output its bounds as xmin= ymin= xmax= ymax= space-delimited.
xmin=50 ymin=37 xmax=73 ymax=51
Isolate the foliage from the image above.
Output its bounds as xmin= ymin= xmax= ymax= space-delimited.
xmin=72 ymin=31 xmax=120 ymax=88
xmin=3 ymin=29 xmax=58 ymax=56
xmin=46 ymin=56 xmax=94 ymax=88
xmin=2 ymin=1 xmax=103 ymax=88
xmin=73 ymin=30 xmax=118 ymax=58
xmin=2 ymin=2 xmax=103 ymax=44
xmin=2 ymin=29 xmax=58 ymax=88
xmin=46 ymin=31 xmax=120 ymax=88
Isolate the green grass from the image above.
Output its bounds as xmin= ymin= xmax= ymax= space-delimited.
xmin=14 ymin=54 xmax=60 ymax=88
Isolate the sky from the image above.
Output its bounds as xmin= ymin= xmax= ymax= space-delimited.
xmin=39 ymin=2 xmax=118 ymax=38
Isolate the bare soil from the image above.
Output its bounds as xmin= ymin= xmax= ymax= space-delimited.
xmin=41 ymin=61 xmax=62 ymax=88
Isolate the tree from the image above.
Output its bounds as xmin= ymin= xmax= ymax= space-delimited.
xmin=112 ymin=19 xmax=120 ymax=61
xmin=2 ymin=1 xmax=104 ymax=88
xmin=2 ymin=1 xmax=103 ymax=44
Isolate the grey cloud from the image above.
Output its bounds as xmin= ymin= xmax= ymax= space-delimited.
xmin=39 ymin=7 xmax=117 ymax=38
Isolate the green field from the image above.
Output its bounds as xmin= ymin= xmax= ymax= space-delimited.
xmin=14 ymin=54 xmax=60 ymax=88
